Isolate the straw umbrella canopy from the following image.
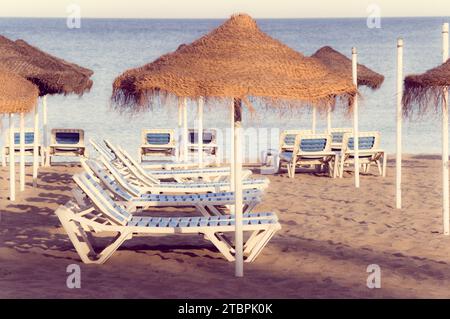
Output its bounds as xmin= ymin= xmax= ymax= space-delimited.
xmin=312 ymin=46 xmax=384 ymax=90
xmin=112 ymin=13 xmax=357 ymax=277
xmin=0 ymin=34 xmax=93 ymax=189
xmin=403 ymin=23 xmax=449 ymax=235
xmin=0 ymin=69 xmax=39 ymax=201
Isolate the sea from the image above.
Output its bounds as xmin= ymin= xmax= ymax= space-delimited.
xmin=1 ymin=17 xmax=449 ymax=162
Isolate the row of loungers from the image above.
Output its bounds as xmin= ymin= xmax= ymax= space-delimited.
xmin=1 ymin=128 xmax=87 ymax=166
xmin=278 ymin=128 xmax=386 ymax=179
xmin=55 ymin=139 xmax=280 ymax=264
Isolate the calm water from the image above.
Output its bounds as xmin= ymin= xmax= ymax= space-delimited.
xmin=1 ymin=17 xmax=450 ymax=161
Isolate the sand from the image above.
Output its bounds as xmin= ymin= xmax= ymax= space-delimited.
xmin=1 ymin=155 xmax=450 ymax=298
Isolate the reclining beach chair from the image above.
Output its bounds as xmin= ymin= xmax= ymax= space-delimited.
xmin=328 ymin=128 xmax=353 ymax=151
xmin=97 ymin=139 xmax=252 ymax=183
xmin=187 ymin=128 xmax=219 ymax=165
xmin=47 ymin=128 xmax=87 ymax=165
xmin=279 ymin=133 xmax=338 ymax=178
xmin=139 ymin=129 xmax=176 ymax=163
xmin=279 ymin=130 xmax=313 ymax=153
xmin=339 ymin=131 xmax=386 ymax=178
xmin=80 ymin=159 xmax=261 ymax=215
xmin=55 ymin=173 xmax=281 ymax=264
xmin=1 ymin=128 xmax=44 ymax=166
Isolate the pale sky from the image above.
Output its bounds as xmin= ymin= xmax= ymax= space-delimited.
xmin=1 ymin=0 xmax=450 ymax=18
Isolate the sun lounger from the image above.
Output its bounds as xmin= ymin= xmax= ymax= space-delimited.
xmin=80 ymin=158 xmax=261 ymax=215
xmin=138 ymin=129 xmax=177 ymax=163
xmin=1 ymin=128 xmax=44 ymax=166
xmin=328 ymin=128 xmax=353 ymax=151
xmin=279 ymin=130 xmax=313 ymax=153
xmin=99 ymin=139 xmax=252 ymax=183
xmin=55 ymin=177 xmax=280 ymax=264
xmin=47 ymin=128 xmax=87 ymax=165
xmin=338 ymin=131 xmax=386 ymax=178
xmin=279 ymin=133 xmax=338 ymax=178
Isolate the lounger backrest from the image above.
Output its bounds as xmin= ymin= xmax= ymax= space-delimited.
xmin=84 ymin=159 xmax=133 ymax=201
xmin=141 ymin=129 xmax=175 ymax=147
xmin=104 ymin=139 xmax=159 ymax=185
xmin=188 ymin=129 xmax=217 ymax=145
xmin=5 ymin=129 xmax=37 ymax=146
xmin=73 ymin=173 xmax=132 ymax=226
xmin=51 ymin=129 xmax=84 ymax=146
xmin=279 ymin=130 xmax=312 ymax=151
xmin=115 ymin=144 xmax=160 ymax=185
xmin=329 ymin=128 xmax=353 ymax=144
xmin=293 ymin=134 xmax=332 ymax=154
xmin=342 ymin=131 xmax=380 ymax=152
xmin=98 ymin=156 xmax=142 ymax=197
xmin=90 ymin=139 xmax=116 ymax=161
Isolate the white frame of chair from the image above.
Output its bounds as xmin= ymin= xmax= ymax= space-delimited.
xmin=139 ymin=129 xmax=176 ymax=162
xmin=339 ymin=131 xmax=387 ymax=178
xmin=47 ymin=128 xmax=87 ymax=165
xmin=279 ymin=133 xmax=338 ymax=179
xmin=1 ymin=127 xmax=44 ymax=166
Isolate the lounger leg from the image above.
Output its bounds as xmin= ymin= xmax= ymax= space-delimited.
xmin=382 ymin=153 xmax=387 ymax=177
xmin=333 ymin=155 xmax=339 ymax=179
xmin=204 ymin=231 xmax=235 ymax=262
xmin=245 ymin=226 xmax=279 ymax=263
xmin=339 ymin=156 xmax=345 ymax=178
xmin=376 ymin=161 xmax=382 ymax=175
xmin=95 ymin=232 xmax=132 ymax=264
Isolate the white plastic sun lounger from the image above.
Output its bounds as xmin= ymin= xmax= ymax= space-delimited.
xmin=339 ymin=131 xmax=387 ymax=178
xmin=279 ymin=133 xmax=338 ymax=178
xmin=47 ymin=128 xmax=87 ymax=165
xmin=55 ymin=188 xmax=281 ymax=264
xmin=97 ymin=154 xmax=269 ymax=195
xmin=80 ymin=159 xmax=261 ymax=215
xmin=139 ymin=129 xmax=177 ymax=162
xmin=105 ymin=139 xmax=251 ymax=182
xmin=1 ymin=128 xmax=44 ymax=166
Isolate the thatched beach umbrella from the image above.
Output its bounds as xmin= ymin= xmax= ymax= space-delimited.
xmin=403 ymin=23 xmax=449 ymax=234
xmin=0 ymin=35 xmax=93 ymax=188
xmin=112 ymin=13 xmax=357 ymax=276
xmin=0 ymin=69 xmax=39 ymax=201
xmin=311 ymin=46 xmax=384 ymax=188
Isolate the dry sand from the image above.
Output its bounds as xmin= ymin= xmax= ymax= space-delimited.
xmin=1 ymin=155 xmax=450 ymax=298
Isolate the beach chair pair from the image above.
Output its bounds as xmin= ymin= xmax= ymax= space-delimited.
xmin=46 ymin=129 xmax=87 ymax=165
xmin=91 ymin=140 xmax=269 ymax=194
xmin=80 ymin=158 xmax=262 ymax=215
xmin=338 ymin=131 xmax=387 ymax=178
xmin=1 ymin=128 xmax=44 ymax=166
xmin=55 ymin=172 xmax=280 ymax=264
xmin=279 ymin=133 xmax=338 ymax=178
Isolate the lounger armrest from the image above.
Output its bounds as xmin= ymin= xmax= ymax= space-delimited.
xmin=140 ymin=144 xmax=175 ymax=149
xmin=50 ymin=144 xmax=85 ymax=148
xmin=297 ymin=151 xmax=337 ymax=157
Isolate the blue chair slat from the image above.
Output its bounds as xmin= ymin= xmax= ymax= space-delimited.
xmin=146 ymin=133 xmax=171 ymax=145
xmin=300 ymin=139 xmax=327 ymax=152
xmin=55 ymin=132 xmax=80 ymax=145
xmin=14 ymin=132 xmax=35 ymax=145
xmin=348 ymin=136 xmax=375 ymax=150
xmin=283 ymin=134 xmax=296 ymax=146
xmin=189 ymin=132 xmax=214 ymax=144
xmin=332 ymin=132 xmax=345 ymax=143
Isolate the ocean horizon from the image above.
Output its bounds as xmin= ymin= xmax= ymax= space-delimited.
xmin=1 ymin=16 xmax=450 ymax=161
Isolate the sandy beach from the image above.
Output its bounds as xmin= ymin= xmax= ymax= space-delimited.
xmin=0 ymin=155 xmax=449 ymax=298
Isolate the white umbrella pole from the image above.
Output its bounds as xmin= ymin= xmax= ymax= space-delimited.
xmin=9 ymin=114 xmax=15 ymax=201
xmin=183 ymin=98 xmax=188 ymax=163
xmin=442 ymin=23 xmax=449 ymax=235
xmin=230 ymin=100 xmax=235 ymax=192
xmin=42 ymin=95 xmax=49 ymax=167
xmin=33 ymin=102 xmax=39 ymax=187
xmin=396 ymin=38 xmax=404 ymax=209
xmin=312 ymin=106 xmax=317 ymax=133
xmin=177 ymin=100 xmax=182 ymax=161
xmin=198 ymin=97 xmax=204 ymax=168
xmin=19 ymin=112 xmax=25 ymax=192
xmin=327 ymin=105 xmax=332 ymax=133
xmin=352 ymin=47 xmax=360 ymax=188
xmin=233 ymin=98 xmax=243 ymax=277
